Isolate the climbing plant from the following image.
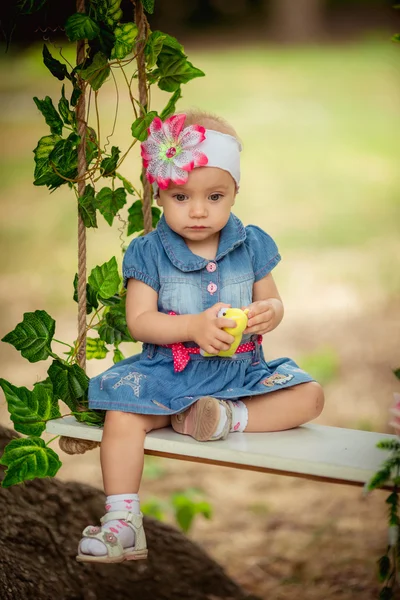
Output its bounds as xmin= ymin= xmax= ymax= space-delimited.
xmin=366 ymin=373 xmax=400 ymax=600
xmin=0 ymin=0 xmax=204 ymax=487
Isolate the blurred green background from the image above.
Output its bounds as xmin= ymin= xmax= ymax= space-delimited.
xmin=1 ymin=25 xmax=399 ymax=431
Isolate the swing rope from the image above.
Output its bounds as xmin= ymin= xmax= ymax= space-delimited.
xmin=59 ymin=0 xmax=152 ymax=456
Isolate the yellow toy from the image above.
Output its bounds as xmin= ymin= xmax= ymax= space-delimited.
xmin=200 ymin=307 xmax=249 ymax=358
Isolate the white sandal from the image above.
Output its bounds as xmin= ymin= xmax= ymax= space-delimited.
xmin=76 ymin=510 xmax=148 ymax=563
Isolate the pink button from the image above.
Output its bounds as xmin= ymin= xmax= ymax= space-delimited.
xmin=207 ymin=282 xmax=217 ymax=295
xmin=206 ymin=262 xmax=217 ymax=273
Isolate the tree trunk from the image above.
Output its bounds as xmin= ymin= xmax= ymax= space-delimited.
xmin=0 ymin=426 xmax=259 ymax=600
xmin=268 ymin=0 xmax=326 ymax=43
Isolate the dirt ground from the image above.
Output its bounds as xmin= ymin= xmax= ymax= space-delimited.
xmin=1 ymin=290 xmax=398 ymax=599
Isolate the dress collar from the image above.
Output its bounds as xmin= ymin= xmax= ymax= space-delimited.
xmin=156 ymin=213 xmax=247 ymax=272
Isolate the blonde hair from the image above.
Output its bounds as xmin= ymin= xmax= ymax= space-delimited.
xmin=179 ymin=109 xmax=241 ymax=145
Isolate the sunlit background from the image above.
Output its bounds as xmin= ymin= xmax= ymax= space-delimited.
xmin=0 ymin=0 xmax=400 ymax=597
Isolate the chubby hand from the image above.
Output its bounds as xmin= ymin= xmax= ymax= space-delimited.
xmin=189 ymin=302 xmax=236 ymax=355
xmin=242 ymin=299 xmax=281 ymax=335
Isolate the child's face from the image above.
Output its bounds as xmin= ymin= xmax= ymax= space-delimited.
xmin=157 ymin=167 xmax=236 ymax=243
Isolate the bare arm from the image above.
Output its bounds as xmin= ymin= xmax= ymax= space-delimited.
xmin=125 ymin=279 xmax=193 ymax=344
xmin=125 ymin=278 xmax=236 ymax=352
xmin=244 ymin=272 xmax=284 ymax=334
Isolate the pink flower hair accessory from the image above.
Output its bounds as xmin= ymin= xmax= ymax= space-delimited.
xmin=141 ymin=114 xmax=208 ymax=190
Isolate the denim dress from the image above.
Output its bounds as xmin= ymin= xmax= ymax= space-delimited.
xmin=89 ymin=214 xmax=314 ymax=415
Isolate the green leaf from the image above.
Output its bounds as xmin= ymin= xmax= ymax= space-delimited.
xmin=86 ymin=337 xmax=108 ymax=360
xmin=127 ymin=200 xmax=161 ymax=235
xmin=48 ymin=360 xmax=89 ymax=412
xmin=142 ymin=0 xmax=155 ymax=14
xmin=367 ymin=465 xmax=393 ymax=491
xmin=0 ymin=437 xmax=62 ymax=488
xmin=159 ymin=88 xmax=182 ymax=120
xmin=65 ymin=13 xmax=100 ymax=42
xmin=156 ymin=52 xmax=205 ymax=93
xmin=113 ymin=347 xmax=125 ymax=363
xmin=33 ymin=134 xmax=65 ymax=190
xmin=73 ymin=274 xmax=99 ymax=315
xmin=96 ymin=187 xmax=127 ymax=226
xmin=89 ymin=23 xmax=116 ymax=60
xmin=111 ymin=23 xmax=138 ymax=59
xmin=0 ymin=379 xmax=61 ymax=437
xmin=393 ymin=368 xmax=400 ymax=381
xmin=100 ymin=146 xmax=120 ymax=177
xmin=98 ymin=293 xmax=121 ymax=306
xmin=97 ymin=304 xmax=132 ymax=344
xmin=145 ymin=31 xmax=165 ymax=69
xmin=174 ymin=502 xmax=195 ymax=533
xmin=131 ymin=111 xmax=158 ymax=142
xmin=42 ymin=45 xmax=70 ymax=81
xmin=33 ymin=96 xmax=63 ymax=136
xmin=377 ymin=439 xmax=400 ymax=451
xmin=195 ymin=500 xmax=212 ymax=520
xmin=92 ymin=0 xmax=123 ymax=27
xmin=86 ymin=126 xmax=99 ymax=165
xmin=378 ymin=554 xmax=391 ymax=582
xmin=88 ymin=257 xmax=121 ymax=299
xmin=72 ymin=409 xmax=105 ymax=426
xmin=156 ymin=33 xmax=184 ymax=55
xmin=80 ymin=52 xmax=110 ymax=91
xmin=1 ymin=310 xmax=55 ymax=363
xmin=392 ymin=34 xmax=400 ymax=43
xmin=379 ymin=587 xmax=394 ymax=600
xmin=115 ymin=172 xmax=135 ymax=195
xmin=58 ymin=85 xmax=76 ymax=127
xmin=386 ymin=492 xmax=398 ymax=507
xmin=70 ymin=81 xmax=82 ymax=107
xmin=47 ymin=136 xmax=79 ymax=182
xmin=78 ymin=184 xmax=98 ymax=229
xmin=141 ymin=498 xmax=165 ymax=520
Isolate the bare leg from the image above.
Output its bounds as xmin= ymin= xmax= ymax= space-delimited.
xmin=101 ymin=411 xmax=171 ymax=494
xmin=78 ymin=411 xmax=171 ymax=561
xmin=243 ymin=381 xmax=324 ymax=432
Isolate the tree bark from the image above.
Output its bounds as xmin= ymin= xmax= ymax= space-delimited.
xmin=268 ymin=0 xmax=326 ymax=43
xmin=0 ymin=426 xmax=259 ymax=600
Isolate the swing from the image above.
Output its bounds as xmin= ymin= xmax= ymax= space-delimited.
xmin=46 ymin=414 xmax=396 ymax=488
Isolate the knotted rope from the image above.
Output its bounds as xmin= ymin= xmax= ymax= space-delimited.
xmin=60 ymin=0 xmax=152 ymax=455
xmin=135 ymin=0 xmax=152 ymax=235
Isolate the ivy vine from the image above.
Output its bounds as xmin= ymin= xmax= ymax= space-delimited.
xmin=0 ymin=0 xmax=204 ymax=487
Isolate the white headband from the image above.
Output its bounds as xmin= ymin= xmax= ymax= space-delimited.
xmin=140 ymin=114 xmax=241 ymax=195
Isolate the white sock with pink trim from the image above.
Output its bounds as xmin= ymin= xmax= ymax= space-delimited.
xmin=226 ymin=400 xmax=248 ymax=432
xmin=79 ymin=493 xmax=140 ymax=557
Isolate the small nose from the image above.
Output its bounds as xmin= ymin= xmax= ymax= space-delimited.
xmin=189 ymin=199 xmax=207 ymax=218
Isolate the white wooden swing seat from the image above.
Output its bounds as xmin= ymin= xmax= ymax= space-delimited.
xmin=46 ymin=416 xmax=395 ymax=488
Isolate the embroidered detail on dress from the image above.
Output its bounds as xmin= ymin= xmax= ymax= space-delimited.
xmin=261 ymin=373 xmax=294 ymax=387
xmin=100 ymin=371 xmax=146 ymax=397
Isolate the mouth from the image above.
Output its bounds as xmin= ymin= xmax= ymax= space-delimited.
xmin=188 ymin=226 xmax=208 ymax=230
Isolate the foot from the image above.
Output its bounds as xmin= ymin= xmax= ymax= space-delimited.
xmin=78 ymin=517 xmax=135 ymax=557
xmin=171 ymin=396 xmax=232 ymax=441
xmin=77 ymin=511 xmax=148 ymax=563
